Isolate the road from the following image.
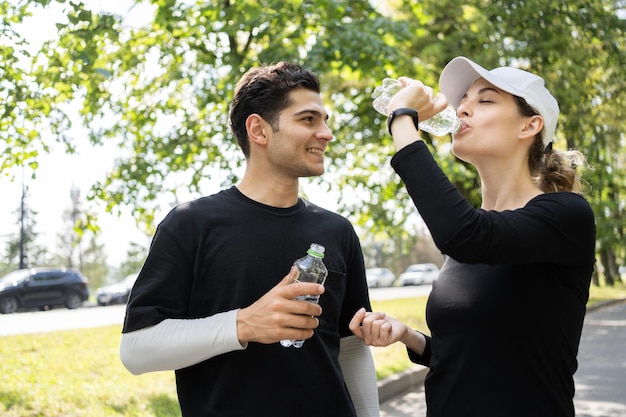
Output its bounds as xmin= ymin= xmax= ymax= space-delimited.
xmin=0 ymin=303 xmax=127 ymax=337
xmin=369 ymin=284 xmax=432 ymax=301
xmin=0 ymin=284 xmax=432 ymax=337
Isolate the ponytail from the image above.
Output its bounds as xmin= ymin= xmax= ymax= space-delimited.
xmin=513 ymin=95 xmax=586 ymax=194
xmin=529 ymin=137 xmax=586 ymax=194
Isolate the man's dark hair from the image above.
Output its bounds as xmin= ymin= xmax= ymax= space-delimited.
xmin=229 ymin=61 xmax=321 ymax=157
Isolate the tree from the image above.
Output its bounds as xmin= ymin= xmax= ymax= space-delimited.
xmin=380 ymin=0 xmax=626 ymax=283
xmin=3 ymin=0 xmax=625 ymax=283
xmin=3 ymin=186 xmax=49 ymax=269
xmin=56 ymin=186 xmax=84 ymax=268
xmin=119 ymin=241 xmax=147 ymax=279
xmin=25 ymin=0 xmax=415 ymax=234
xmin=1 ymin=0 xmax=74 ymax=177
xmin=362 ymin=229 xmax=442 ymax=277
xmin=48 ymin=186 xmax=109 ymax=289
xmin=80 ymin=234 xmax=108 ymax=291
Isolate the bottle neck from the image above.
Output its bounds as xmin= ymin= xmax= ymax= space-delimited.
xmin=308 ymin=243 xmax=325 ymax=258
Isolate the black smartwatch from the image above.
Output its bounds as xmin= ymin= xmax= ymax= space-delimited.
xmin=387 ymin=108 xmax=419 ymax=135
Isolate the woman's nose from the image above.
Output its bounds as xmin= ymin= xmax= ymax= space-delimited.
xmin=456 ymin=101 xmax=470 ymax=117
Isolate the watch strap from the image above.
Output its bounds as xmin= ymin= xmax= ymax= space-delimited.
xmin=387 ymin=108 xmax=419 ymax=135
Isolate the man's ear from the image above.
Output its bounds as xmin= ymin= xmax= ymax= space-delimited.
xmin=246 ymin=114 xmax=269 ymax=146
xmin=521 ymin=115 xmax=544 ymax=140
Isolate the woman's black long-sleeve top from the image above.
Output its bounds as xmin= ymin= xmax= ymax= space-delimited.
xmin=391 ymin=141 xmax=596 ymax=417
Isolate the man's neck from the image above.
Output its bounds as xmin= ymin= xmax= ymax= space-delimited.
xmin=237 ymin=174 xmax=300 ymax=208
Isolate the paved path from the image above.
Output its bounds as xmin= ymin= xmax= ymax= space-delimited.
xmin=379 ymin=300 xmax=626 ymax=417
xmin=574 ymin=300 xmax=626 ymax=416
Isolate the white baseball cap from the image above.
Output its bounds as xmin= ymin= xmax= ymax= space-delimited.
xmin=439 ymin=56 xmax=559 ymax=147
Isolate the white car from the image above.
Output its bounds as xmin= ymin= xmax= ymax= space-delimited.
xmin=365 ymin=268 xmax=396 ymax=288
xmin=398 ymin=263 xmax=439 ymax=286
xmin=95 ymin=273 xmax=139 ymax=306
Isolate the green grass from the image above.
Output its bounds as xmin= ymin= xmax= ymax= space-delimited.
xmin=369 ymin=296 xmax=428 ymax=380
xmin=1 ymin=283 xmax=624 ymax=416
xmin=0 ymin=327 xmax=179 ymax=417
xmin=587 ymin=281 xmax=626 ymax=306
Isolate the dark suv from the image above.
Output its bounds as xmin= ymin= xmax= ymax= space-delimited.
xmin=0 ymin=268 xmax=90 ymax=314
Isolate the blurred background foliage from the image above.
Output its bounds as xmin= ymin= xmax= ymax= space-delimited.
xmin=1 ymin=0 xmax=624 ymax=284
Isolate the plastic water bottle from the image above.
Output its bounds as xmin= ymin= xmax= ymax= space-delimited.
xmin=372 ymin=78 xmax=461 ymax=136
xmin=280 ymin=243 xmax=328 ymax=348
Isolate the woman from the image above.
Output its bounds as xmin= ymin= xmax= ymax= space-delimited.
xmin=351 ymin=57 xmax=595 ymax=417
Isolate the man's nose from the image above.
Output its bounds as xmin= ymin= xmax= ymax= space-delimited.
xmin=317 ymin=124 xmax=333 ymax=142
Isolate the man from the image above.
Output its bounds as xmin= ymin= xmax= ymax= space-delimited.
xmin=120 ymin=61 xmax=379 ymax=416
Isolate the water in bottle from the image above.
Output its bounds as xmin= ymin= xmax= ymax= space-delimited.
xmin=372 ymin=78 xmax=461 ymax=136
xmin=280 ymin=243 xmax=328 ymax=348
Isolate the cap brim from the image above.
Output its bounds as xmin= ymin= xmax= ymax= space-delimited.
xmin=439 ymin=57 xmax=523 ymax=108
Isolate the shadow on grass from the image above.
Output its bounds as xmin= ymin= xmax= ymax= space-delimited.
xmin=109 ymin=393 xmax=180 ymax=417
xmin=149 ymin=393 xmax=181 ymax=417
xmin=0 ymin=390 xmax=29 ymax=410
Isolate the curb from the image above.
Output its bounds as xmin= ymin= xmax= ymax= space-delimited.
xmin=586 ymin=297 xmax=626 ymax=313
xmin=378 ymin=365 xmax=428 ymax=403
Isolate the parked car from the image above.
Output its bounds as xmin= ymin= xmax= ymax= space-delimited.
xmin=398 ymin=263 xmax=440 ymax=286
xmin=0 ymin=267 xmax=90 ymax=314
xmin=96 ymin=273 xmax=139 ymax=306
xmin=366 ymin=267 xmax=396 ymax=288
